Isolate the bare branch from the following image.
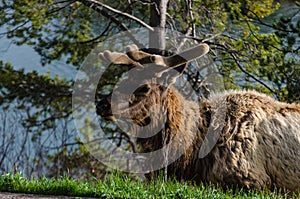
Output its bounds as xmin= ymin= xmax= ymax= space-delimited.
xmin=80 ymin=21 xmax=112 ymax=44
xmin=186 ymin=0 xmax=196 ymax=37
xmin=228 ymin=51 xmax=276 ymax=95
xmin=46 ymin=0 xmax=77 ymax=15
xmin=133 ymin=0 xmax=156 ymax=5
xmin=0 ymin=20 xmax=30 ymax=36
xmin=244 ymin=20 xmax=282 ymax=52
xmin=78 ymin=0 xmax=154 ymax=31
xmin=175 ymin=27 xmax=193 ymax=53
xmin=246 ymin=8 xmax=297 ymax=34
xmin=78 ymin=0 xmax=144 ymax=48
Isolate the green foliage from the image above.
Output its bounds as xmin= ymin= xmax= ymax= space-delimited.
xmin=0 ymin=61 xmax=72 ymax=129
xmin=0 ymin=61 xmax=71 ymax=105
xmin=0 ymin=0 xmax=150 ymax=66
xmin=0 ymin=0 xmax=97 ymax=65
xmin=1 ymin=0 xmax=298 ymax=102
xmin=159 ymin=0 xmax=299 ymax=102
xmin=191 ymin=1 xmax=299 ymax=102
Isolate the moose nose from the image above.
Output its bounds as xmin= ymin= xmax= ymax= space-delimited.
xmin=96 ymin=97 xmax=112 ymax=116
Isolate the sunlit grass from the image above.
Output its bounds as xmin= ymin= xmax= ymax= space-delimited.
xmin=0 ymin=173 xmax=297 ymax=198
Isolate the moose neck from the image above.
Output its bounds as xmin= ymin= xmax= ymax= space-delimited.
xmin=135 ymin=86 xmax=205 ymax=155
xmin=132 ymin=85 xmax=214 ymax=181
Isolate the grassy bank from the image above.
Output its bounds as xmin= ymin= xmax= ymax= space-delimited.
xmin=0 ymin=173 xmax=296 ymax=198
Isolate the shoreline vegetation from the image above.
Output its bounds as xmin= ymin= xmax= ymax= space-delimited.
xmin=0 ymin=173 xmax=298 ymax=199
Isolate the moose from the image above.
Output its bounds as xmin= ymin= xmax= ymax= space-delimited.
xmin=97 ymin=43 xmax=300 ymax=192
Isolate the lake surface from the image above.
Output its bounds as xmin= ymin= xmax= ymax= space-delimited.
xmin=0 ymin=27 xmax=77 ymax=79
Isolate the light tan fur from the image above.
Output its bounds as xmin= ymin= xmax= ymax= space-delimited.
xmin=97 ymin=45 xmax=300 ymax=192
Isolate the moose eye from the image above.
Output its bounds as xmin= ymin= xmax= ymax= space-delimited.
xmin=133 ymin=84 xmax=151 ymax=96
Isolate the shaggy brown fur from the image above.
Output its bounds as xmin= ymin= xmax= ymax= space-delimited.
xmin=97 ymin=44 xmax=300 ymax=192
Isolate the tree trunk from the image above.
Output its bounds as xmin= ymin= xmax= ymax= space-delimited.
xmin=149 ymin=0 xmax=169 ymax=51
xmin=149 ymin=0 xmax=169 ymax=181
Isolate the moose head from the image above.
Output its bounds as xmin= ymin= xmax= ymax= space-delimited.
xmin=96 ymin=44 xmax=209 ymax=130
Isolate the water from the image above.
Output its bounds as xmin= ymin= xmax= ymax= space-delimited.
xmin=260 ymin=1 xmax=300 ymax=33
xmin=0 ymin=26 xmax=77 ymax=79
xmin=0 ymin=27 xmax=78 ymax=177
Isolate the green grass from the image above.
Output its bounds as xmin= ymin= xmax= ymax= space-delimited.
xmin=0 ymin=173 xmax=297 ymax=198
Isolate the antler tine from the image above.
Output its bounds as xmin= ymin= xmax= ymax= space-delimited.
xmin=99 ymin=43 xmax=209 ymax=69
xmin=163 ymin=43 xmax=210 ymax=67
xmin=126 ymin=44 xmax=164 ymax=65
xmin=125 ymin=43 xmax=210 ymax=68
xmin=98 ymin=50 xmax=142 ymax=67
